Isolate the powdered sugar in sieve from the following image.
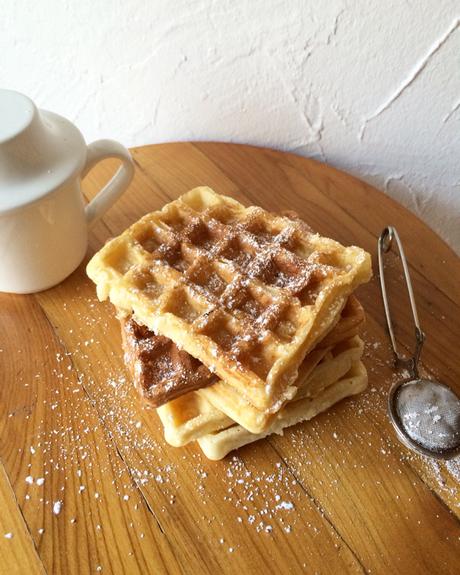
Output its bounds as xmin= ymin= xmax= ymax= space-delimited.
xmin=394 ymin=379 xmax=460 ymax=454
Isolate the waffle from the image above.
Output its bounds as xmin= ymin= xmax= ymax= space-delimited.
xmin=317 ymin=295 xmax=365 ymax=349
xmin=157 ymin=336 xmax=365 ymax=447
xmin=197 ymin=360 xmax=368 ymax=460
xmin=87 ymin=187 xmax=372 ymax=413
xmin=157 ymin=389 xmax=231 ymax=448
xmin=198 ymin=334 xmax=364 ymax=432
xmin=195 ymin=306 xmax=364 ymax=432
xmin=120 ymin=315 xmax=217 ymax=407
xmin=119 ymin=296 xmax=365 ymax=432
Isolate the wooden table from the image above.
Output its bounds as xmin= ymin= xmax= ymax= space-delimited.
xmin=1 ymin=143 xmax=459 ymax=575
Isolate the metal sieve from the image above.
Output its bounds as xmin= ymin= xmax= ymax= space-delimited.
xmin=378 ymin=226 xmax=460 ymax=459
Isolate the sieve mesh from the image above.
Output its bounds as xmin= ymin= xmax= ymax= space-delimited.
xmin=395 ymin=380 xmax=460 ymax=452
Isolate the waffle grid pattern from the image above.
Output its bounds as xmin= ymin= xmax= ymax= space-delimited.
xmin=88 ymin=187 xmax=371 ymax=411
xmin=156 ymin=336 xmax=365 ymax=449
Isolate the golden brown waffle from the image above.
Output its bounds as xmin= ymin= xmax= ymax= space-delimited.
xmin=197 ymin=347 xmax=328 ymax=432
xmin=197 ymin=361 xmax=368 ymax=460
xmin=317 ymin=295 xmax=365 ymax=349
xmin=198 ymin=335 xmax=364 ymax=432
xmin=87 ymin=187 xmax=371 ymax=412
xmin=119 ymin=296 xmax=364 ymax=421
xmin=196 ymin=296 xmax=366 ymax=431
xmin=157 ymin=336 xmax=365 ymax=447
xmin=157 ymin=391 xmax=231 ymax=447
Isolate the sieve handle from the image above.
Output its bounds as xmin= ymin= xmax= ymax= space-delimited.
xmin=378 ymin=227 xmax=425 ymax=378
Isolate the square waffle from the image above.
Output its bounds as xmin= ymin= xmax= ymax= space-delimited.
xmin=197 ymin=335 xmax=364 ymax=432
xmin=119 ymin=296 xmax=365 ymax=432
xmin=157 ymin=336 xmax=365 ymax=449
xmin=87 ymin=187 xmax=371 ymax=412
xmin=193 ymin=297 xmax=364 ymax=432
xmin=197 ymin=361 xmax=368 ymax=460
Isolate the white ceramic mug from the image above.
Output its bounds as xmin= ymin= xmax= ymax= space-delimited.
xmin=0 ymin=90 xmax=135 ymax=294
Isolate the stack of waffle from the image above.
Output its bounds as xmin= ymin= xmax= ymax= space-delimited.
xmin=87 ymin=187 xmax=372 ymax=460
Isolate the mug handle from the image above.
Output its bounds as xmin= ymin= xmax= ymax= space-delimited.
xmin=82 ymin=139 xmax=135 ymax=228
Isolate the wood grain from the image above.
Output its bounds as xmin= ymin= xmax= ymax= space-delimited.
xmin=0 ymin=295 xmax=181 ymax=574
xmin=1 ymin=143 xmax=459 ymax=574
xmin=0 ymin=464 xmax=45 ymax=574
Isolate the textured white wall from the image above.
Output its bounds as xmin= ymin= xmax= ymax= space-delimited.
xmin=2 ymin=1 xmax=459 ymax=252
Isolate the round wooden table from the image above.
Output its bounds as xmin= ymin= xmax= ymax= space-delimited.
xmin=1 ymin=143 xmax=459 ymax=575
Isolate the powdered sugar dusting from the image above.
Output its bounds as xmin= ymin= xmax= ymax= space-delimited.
xmin=3 ymin=273 xmax=458 ymax=569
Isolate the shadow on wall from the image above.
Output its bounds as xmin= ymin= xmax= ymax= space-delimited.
xmin=290 ymin=143 xmax=460 ymax=256
xmin=360 ymin=172 xmax=459 ymax=255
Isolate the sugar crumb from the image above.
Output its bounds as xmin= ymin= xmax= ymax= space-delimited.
xmin=53 ymin=501 xmax=62 ymax=515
